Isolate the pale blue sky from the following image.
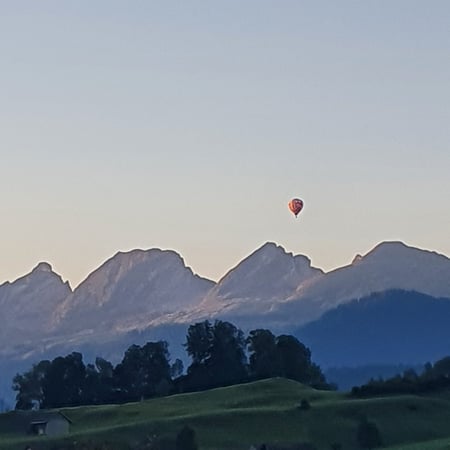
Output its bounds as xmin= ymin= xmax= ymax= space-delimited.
xmin=1 ymin=1 xmax=449 ymax=287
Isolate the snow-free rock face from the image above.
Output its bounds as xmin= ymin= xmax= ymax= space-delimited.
xmin=275 ymin=241 xmax=450 ymax=324
xmin=0 ymin=263 xmax=71 ymax=348
xmin=53 ymin=248 xmax=215 ymax=333
xmin=197 ymin=242 xmax=324 ymax=318
xmin=1 ymin=240 xmax=450 ymax=363
xmin=212 ymin=242 xmax=323 ymax=301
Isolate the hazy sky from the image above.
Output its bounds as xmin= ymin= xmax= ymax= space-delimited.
xmin=1 ymin=1 xmax=449 ymax=288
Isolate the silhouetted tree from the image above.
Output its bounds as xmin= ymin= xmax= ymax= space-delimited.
xmin=83 ymin=362 xmax=100 ymax=404
xmin=247 ymin=329 xmax=278 ymax=380
xmin=12 ymin=320 xmax=332 ymax=409
xmin=42 ymin=352 xmax=86 ymax=408
xmin=81 ymin=357 xmax=115 ymax=405
xmin=171 ymin=358 xmax=184 ymax=379
xmin=356 ymin=416 xmax=382 ymax=449
xmin=114 ymin=341 xmax=172 ymax=402
xmin=95 ymin=357 xmax=115 ymax=403
xmin=185 ymin=321 xmax=214 ymax=365
xmin=184 ymin=320 xmax=247 ymax=390
xmin=209 ymin=320 xmax=247 ymax=386
xmin=276 ymin=335 xmax=312 ymax=382
xmin=308 ymin=362 xmax=329 ymax=388
xmin=351 ymin=355 xmax=450 ymax=397
xmin=247 ymin=329 xmax=328 ymax=387
xmin=13 ymin=360 xmax=50 ymax=410
xmin=431 ymin=356 xmax=450 ymax=378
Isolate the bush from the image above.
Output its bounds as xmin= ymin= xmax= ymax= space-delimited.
xmin=298 ymin=399 xmax=311 ymax=410
xmin=176 ymin=425 xmax=197 ymax=450
xmin=357 ymin=417 xmax=382 ymax=449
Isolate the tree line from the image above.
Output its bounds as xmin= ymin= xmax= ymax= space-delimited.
xmin=351 ymin=356 xmax=450 ymax=397
xmin=13 ymin=320 xmax=331 ymax=410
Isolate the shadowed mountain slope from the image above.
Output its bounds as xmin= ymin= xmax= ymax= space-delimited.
xmin=295 ymin=289 xmax=450 ymax=367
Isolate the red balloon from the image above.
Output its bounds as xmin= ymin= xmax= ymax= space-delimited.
xmin=288 ymin=198 xmax=304 ymax=217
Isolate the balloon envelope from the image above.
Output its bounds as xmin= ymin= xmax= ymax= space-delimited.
xmin=288 ymin=198 xmax=304 ymax=217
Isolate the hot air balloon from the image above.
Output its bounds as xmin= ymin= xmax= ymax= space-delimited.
xmin=288 ymin=198 xmax=304 ymax=218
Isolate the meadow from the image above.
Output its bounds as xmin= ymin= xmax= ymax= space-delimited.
xmin=1 ymin=378 xmax=450 ymax=450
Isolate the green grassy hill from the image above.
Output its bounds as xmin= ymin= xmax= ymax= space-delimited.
xmin=1 ymin=378 xmax=450 ymax=450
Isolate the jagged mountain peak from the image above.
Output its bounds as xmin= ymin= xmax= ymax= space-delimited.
xmin=221 ymin=241 xmax=316 ymax=276
xmin=112 ymin=247 xmax=185 ymax=264
xmin=202 ymin=242 xmax=323 ymax=308
xmin=53 ymin=246 xmax=215 ymax=330
xmin=248 ymin=241 xmax=314 ymax=266
xmin=351 ymin=254 xmax=363 ymax=264
xmin=12 ymin=261 xmax=71 ymax=291
xmin=32 ymin=262 xmax=54 ymax=273
xmin=0 ymin=260 xmax=72 ymax=344
xmin=253 ymin=241 xmax=289 ymax=257
xmin=75 ymin=247 xmax=204 ymax=293
xmin=363 ymin=240 xmax=448 ymax=261
xmin=0 ymin=262 xmax=59 ymax=287
xmin=349 ymin=241 xmax=450 ymax=269
xmin=280 ymin=240 xmax=450 ymax=323
xmin=104 ymin=247 xmax=189 ymax=271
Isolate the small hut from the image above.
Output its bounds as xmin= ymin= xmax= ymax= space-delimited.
xmin=28 ymin=411 xmax=72 ymax=437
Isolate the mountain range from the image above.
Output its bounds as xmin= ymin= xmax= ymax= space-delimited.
xmin=1 ymin=240 xmax=450 ymax=403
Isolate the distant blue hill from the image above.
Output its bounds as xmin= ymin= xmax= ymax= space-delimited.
xmin=295 ymin=289 xmax=450 ymax=367
xmin=324 ymin=363 xmax=424 ymax=391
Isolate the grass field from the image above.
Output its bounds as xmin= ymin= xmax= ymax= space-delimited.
xmin=1 ymin=378 xmax=450 ymax=450
xmin=386 ymin=437 xmax=450 ymax=450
